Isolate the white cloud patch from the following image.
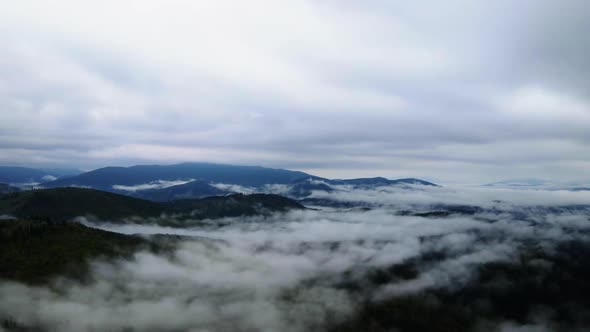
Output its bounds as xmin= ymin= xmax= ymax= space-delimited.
xmin=261 ymin=183 xmax=292 ymax=195
xmin=210 ymin=183 xmax=256 ymax=194
xmin=112 ymin=179 xmax=194 ymax=192
xmin=41 ymin=175 xmax=57 ymax=182
xmin=9 ymin=182 xmax=40 ymax=188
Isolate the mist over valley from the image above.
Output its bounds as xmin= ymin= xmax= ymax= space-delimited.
xmin=2 ymin=0 xmax=589 ymax=330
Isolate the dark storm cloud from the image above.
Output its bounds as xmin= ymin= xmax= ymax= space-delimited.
xmin=0 ymin=0 xmax=588 ymax=182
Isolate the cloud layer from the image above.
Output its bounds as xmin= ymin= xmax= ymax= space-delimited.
xmin=2 ymin=184 xmax=590 ymax=331
xmin=0 ymin=0 xmax=589 ymax=182
xmin=306 ymin=184 xmax=590 ymax=208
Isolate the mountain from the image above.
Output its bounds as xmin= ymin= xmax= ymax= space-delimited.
xmin=129 ymin=180 xmax=228 ymax=201
xmin=39 ymin=162 xmax=438 ymax=201
xmin=388 ymin=178 xmax=438 ymax=186
xmin=328 ymin=177 xmax=437 ymax=187
xmin=0 ymin=187 xmax=304 ymax=222
xmin=45 ymin=162 xmax=312 ymax=191
xmin=0 ymin=187 xmax=164 ymax=221
xmin=0 ymin=166 xmax=53 ymax=185
xmin=0 ymin=218 xmax=147 ymax=284
xmin=0 ymin=183 xmax=20 ymax=194
xmin=0 ymin=166 xmax=81 ymax=186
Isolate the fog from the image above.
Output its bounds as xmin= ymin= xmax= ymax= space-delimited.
xmin=210 ymin=183 xmax=256 ymax=194
xmin=2 ymin=186 xmax=590 ymax=331
xmin=113 ymin=179 xmax=195 ymax=192
xmin=307 ymin=184 xmax=590 ymax=208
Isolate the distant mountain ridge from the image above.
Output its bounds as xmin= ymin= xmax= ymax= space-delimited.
xmin=0 ymin=163 xmax=438 ymax=202
xmin=325 ymin=177 xmax=437 ymax=187
xmin=36 ymin=162 xmax=438 ymax=201
xmin=0 ymin=166 xmax=82 ymax=186
xmin=44 ymin=163 xmax=312 ymax=190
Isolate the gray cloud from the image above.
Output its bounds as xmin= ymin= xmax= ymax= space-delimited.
xmin=0 ymin=0 xmax=589 ymax=183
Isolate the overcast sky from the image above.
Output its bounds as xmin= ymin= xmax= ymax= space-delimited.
xmin=0 ymin=0 xmax=589 ymax=184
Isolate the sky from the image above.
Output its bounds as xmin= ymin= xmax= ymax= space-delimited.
xmin=0 ymin=0 xmax=589 ymax=184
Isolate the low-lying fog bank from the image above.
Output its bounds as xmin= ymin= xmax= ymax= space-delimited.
xmin=2 ymin=187 xmax=590 ymax=332
xmin=302 ymin=184 xmax=590 ymax=208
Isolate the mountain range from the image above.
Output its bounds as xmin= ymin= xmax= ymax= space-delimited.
xmin=0 ymin=162 xmax=442 ymax=224
xmin=0 ymin=162 xmax=437 ymax=201
xmin=44 ymin=163 xmax=312 ymax=189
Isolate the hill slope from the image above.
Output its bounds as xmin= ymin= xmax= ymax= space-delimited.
xmin=0 ymin=188 xmax=305 ymax=222
xmin=0 ymin=188 xmax=165 ymax=221
xmin=0 ymin=183 xmax=20 ymax=194
xmin=0 ymin=166 xmax=51 ymax=185
xmin=0 ymin=219 xmax=147 ymax=284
